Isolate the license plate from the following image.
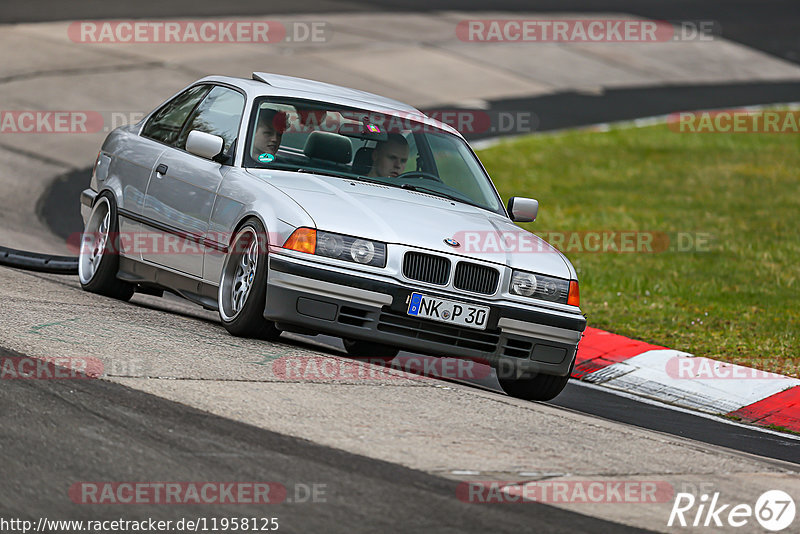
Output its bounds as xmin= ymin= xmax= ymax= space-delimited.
xmin=407 ymin=292 xmax=489 ymax=330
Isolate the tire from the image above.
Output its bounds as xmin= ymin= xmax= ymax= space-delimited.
xmin=343 ymin=339 xmax=399 ymax=363
xmin=498 ymin=358 xmax=575 ymax=402
xmin=78 ymin=193 xmax=135 ymax=301
xmin=218 ymin=218 xmax=281 ymax=340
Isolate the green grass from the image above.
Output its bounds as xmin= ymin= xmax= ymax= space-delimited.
xmin=477 ymin=122 xmax=800 ymax=376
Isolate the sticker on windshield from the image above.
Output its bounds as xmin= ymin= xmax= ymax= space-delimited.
xmin=258 ymin=153 xmax=275 ymax=163
xmin=366 ymin=124 xmax=381 ymax=133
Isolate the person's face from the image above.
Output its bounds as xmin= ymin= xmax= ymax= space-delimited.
xmin=371 ymin=142 xmax=409 ymax=177
xmin=254 ymin=121 xmax=282 ymax=156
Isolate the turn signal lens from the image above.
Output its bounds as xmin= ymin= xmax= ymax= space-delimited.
xmin=283 ymin=228 xmax=316 ymax=254
xmin=567 ymin=280 xmax=580 ymax=307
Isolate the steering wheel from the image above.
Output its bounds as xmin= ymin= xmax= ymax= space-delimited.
xmin=396 ymin=171 xmax=443 ymax=182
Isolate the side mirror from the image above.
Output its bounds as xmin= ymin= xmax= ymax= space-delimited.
xmin=186 ymin=130 xmax=224 ymax=160
xmin=507 ymin=197 xmax=538 ymax=222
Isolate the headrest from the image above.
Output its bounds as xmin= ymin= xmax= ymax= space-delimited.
xmin=303 ymin=131 xmax=352 ymax=163
xmin=352 ymin=147 xmax=374 ymax=175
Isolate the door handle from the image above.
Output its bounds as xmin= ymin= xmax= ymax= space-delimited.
xmin=155 ymin=164 xmax=168 ymax=177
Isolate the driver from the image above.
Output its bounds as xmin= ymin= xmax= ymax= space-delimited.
xmin=368 ymin=133 xmax=409 ymax=178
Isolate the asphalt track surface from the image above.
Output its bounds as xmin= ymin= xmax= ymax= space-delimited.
xmin=4 ymin=0 xmax=800 ymax=64
xmin=306 ymin=335 xmax=800 ymax=465
xmin=0 ymin=348 xmax=648 ymax=533
xmin=3 ymin=2 xmax=800 ymax=531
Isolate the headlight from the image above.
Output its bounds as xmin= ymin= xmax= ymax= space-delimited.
xmin=509 ymin=269 xmax=570 ymax=304
xmin=350 ymin=239 xmax=375 ymax=264
xmin=284 ymin=228 xmax=386 ymax=268
xmin=510 ymin=271 xmax=537 ymax=296
xmin=317 ymin=232 xmax=344 ymax=257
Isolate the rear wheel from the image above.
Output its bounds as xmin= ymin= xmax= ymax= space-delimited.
xmin=218 ymin=219 xmax=281 ymax=340
xmin=78 ymin=193 xmax=135 ymax=301
xmin=343 ymin=339 xmax=399 ymax=363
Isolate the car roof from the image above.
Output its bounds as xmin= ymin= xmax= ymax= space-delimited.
xmin=196 ymin=73 xmax=462 ymax=137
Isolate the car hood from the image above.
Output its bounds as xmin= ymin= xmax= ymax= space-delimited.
xmin=249 ymin=170 xmax=572 ymax=278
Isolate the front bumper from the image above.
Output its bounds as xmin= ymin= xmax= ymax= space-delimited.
xmin=264 ymin=254 xmax=586 ymax=378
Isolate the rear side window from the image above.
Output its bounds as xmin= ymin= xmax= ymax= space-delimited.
xmin=141 ymin=85 xmax=210 ymax=146
xmin=176 ymin=86 xmax=245 ymax=154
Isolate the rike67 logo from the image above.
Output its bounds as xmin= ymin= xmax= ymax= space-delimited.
xmin=668 ymin=490 xmax=796 ymax=531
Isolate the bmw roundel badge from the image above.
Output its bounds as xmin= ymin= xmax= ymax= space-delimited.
xmin=444 ymin=238 xmax=460 ymax=247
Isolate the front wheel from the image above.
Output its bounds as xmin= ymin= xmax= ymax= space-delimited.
xmin=78 ymin=193 xmax=135 ymax=301
xmin=218 ymin=219 xmax=281 ymax=340
xmin=498 ymin=372 xmax=570 ymax=401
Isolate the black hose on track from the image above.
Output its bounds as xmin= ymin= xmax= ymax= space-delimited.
xmin=0 ymin=245 xmax=78 ymax=275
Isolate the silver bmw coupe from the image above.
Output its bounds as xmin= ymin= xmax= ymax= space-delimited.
xmin=79 ymin=72 xmax=586 ymax=400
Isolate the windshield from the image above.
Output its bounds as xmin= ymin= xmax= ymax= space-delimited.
xmin=243 ymin=97 xmax=503 ymax=214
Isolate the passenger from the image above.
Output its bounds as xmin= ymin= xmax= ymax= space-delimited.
xmin=252 ymin=109 xmax=288 ymax=159
xmin=368 ymin=133 xmax=409 ymax=178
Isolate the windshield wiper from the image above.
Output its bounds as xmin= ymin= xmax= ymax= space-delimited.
xmin=352 ymin=175 xmax=392 ymax=186
xmin=351 ymin=176 xmax=463 ymax=203
xmin=295 ymin=168 xmax=350 ymax=179
xmin=251 ymin=161 xmax=348 ymax=179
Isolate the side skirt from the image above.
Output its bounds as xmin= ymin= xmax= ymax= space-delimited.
xmin=118 ymin=256 xmax=219 ymax=310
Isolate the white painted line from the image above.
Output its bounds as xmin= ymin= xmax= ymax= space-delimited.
xmin=570 ymin=379 xmax=800 ymax=443
xmin=582 ymin=350 xmax=800 ymax=415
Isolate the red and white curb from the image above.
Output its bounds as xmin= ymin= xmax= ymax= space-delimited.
xmin=572 ymin=327 xmax=800 ymax=433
